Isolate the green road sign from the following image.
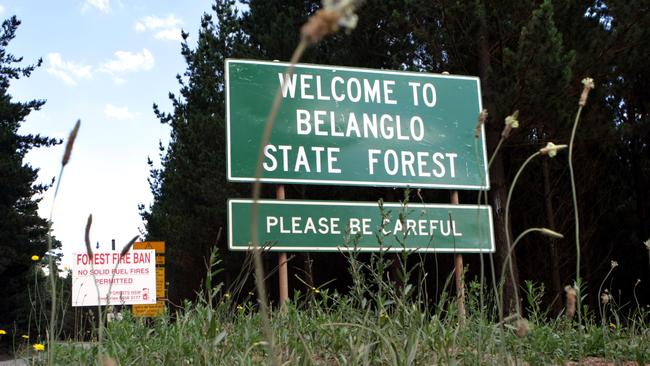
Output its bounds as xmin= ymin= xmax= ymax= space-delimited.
xmin=226 ymin=59 xmax=489 ymax=190
xmin=228 ymin=199 xmax=494 ymax=253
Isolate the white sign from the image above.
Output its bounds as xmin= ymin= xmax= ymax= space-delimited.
xmin=72 ymin=250 xmax=156 ymax=307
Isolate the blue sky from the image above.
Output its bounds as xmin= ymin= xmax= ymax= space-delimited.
xmin=5 ymin=0 xmax=215 ymax=267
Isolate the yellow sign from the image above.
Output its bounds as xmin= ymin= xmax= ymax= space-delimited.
xmin=133 ymin=300 xmax=165 ymax=317
xmin=134 ymin=241 xmax=165 ymax=253
xmin=155 ymin=268 xmax=165 ymax=295
xmin=133 ymin=241 xmax=166 ymax=317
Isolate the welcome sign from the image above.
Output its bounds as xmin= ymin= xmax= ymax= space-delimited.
xmin=226 ymin=59 xmax=489 ymax=190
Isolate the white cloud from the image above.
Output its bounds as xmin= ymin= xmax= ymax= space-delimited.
xmin=46 ymin=53 xmax=93 ymax=86
xmin=100 ymin=49 xmax=154 ymax=73
xmin=134 ymin=14 xmax=184 ymax=42
xmin=82 ymin=0 xmax=110 ymax=13
xmin=0 ymin=5 xmax=6 ymax=15
xmin=154 ymin=28 xmax=183 ymax=42
xmin=104 ymin=104 xmax=135 ymax=120
xmin=135 ymin=14 xmax=182 ymax=31
xmin=112 ymin=77 xmax=126 ymax=85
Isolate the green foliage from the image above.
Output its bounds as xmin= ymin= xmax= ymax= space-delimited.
xmin=140 ymin=1 xmax=248 ymax=303
xmin=49 ymin=277 xmax=650 ymax=365
xmin=0 ymin=16 xmax=60 ymax=341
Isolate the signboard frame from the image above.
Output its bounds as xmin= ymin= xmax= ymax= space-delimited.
xmin=228 ymin=199 xmax=495 ymax=253
xmin=132 ymin=241 xmax=166 ymax=317
xmin=226 ymin=59 xmax=490 ymax=190
xmin=71 ymin=249 xmax=157 ymax=307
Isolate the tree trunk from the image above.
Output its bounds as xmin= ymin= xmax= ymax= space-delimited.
xmin=477 ymin=0 xmax=520 ymax=314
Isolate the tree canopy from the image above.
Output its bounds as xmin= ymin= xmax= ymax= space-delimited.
xmin=0 ymin=16 xmax=60 ymax=337
xmin=142 ymin=0 xmax=650 ymax=310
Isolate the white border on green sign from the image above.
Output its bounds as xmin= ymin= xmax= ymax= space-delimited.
xmin=228 ymin=199 xmax=495 ymax=253
xmin=225 ymin=59 xmax=490 ymax=190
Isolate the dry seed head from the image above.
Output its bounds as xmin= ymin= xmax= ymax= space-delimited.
xmin=610 ymin=260 xmax=618 ymax=269
xmin=322 ymin=0 xmax=362 ymax=30
xmin=475 ymin=109 xmax=488 ymax=138
xmin=579 ymin=77 xmax=595 ymax=106
xmin=302 ymin=0 xmax=362 ymax=43
xmin=540 ymin=228 xmax=564 ymax=239
xmin=600 ymin=289 xmax=611 ymax=305
xmin=120 ymin=235 xmax=139 ymax=258
xmin=301 ymin=9 xmax=341 ymax=43
xmin=102 ymin=357 xmax=118 ymax=366
xmin=564 ymin=285 xmax=577 ymax=319
xmin=62 ymin=119 xmax=80 ymax=167
xmin=84 ymin=214 xmax=93 ymax=258
xmin=515 ymin=318 xmax=530 ymax=337
xmin=539 ymin=142 xmax=567 ymax=158
xmin=505 ymin=110 xmax=520 ymax=128
xmin=501 ymin=110 xmax=520 ymax=138
xmin=643 ymin=238 xmax=650 ymax=251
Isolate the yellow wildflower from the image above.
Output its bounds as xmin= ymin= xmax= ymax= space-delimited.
xmin=224 ymin=293 xmax=231 ymax=299
xmin=237 ymin=305 xmax=244 ymax=311
xmin=33 ymin=343 xmax=45 ymax=351
xmin=31 ymin=255 xmax=39 ymax=261
xmin=311 ymin=287 xmax=320 ymax=294
xmin=0 ymin=330 xmax=6 ymax=335
xmin=21 ymin=335 xmax=29 ymax=340
xmin=505 ymin=114 xmax=519 ymax=129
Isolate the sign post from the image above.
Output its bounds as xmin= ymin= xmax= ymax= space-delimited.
xmin=451 ymin=190 xmax=466 ymax=323
xmin=276 ymin=186 xmax=289 ymax=305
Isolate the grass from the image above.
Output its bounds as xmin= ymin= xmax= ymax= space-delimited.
xmin=43 ymin=272 xmax=649 ymax=365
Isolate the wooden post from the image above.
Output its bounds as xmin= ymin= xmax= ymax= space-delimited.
xmin=276 ymin=185 xmax=289 ymax=305
xmin=271 ymin=59 xmax=289 ymax=305
xmin=451 ymin=190 xmax=466 ymax=323
xmin=439 ymin=70 xmax=466 ymax=323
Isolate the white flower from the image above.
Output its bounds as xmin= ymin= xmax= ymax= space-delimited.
xmin=539 ymin=142 xmax=567 ymax=158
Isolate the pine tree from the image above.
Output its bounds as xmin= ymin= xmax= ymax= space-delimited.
xmin=140 ymin=1 xmax=248 ymax=303
xmin=144 ymin=0 xmax=650 ymax=309
xmin=0 ymin=16 xmax=60 ymax=337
